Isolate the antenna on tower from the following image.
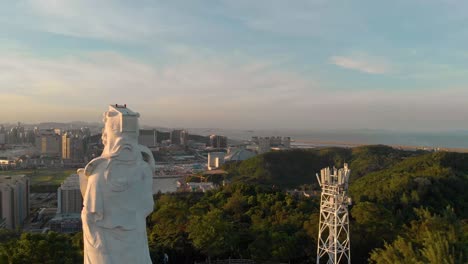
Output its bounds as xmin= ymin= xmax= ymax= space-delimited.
xmin=316 ymin=163 xmax=351 ymax=264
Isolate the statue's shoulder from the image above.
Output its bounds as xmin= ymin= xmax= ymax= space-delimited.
xmin=84 ymin=157 xmax=108 ymax=176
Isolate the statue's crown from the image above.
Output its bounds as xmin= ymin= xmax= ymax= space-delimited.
xmin=107 ymin=104 xmax=140 ymax=133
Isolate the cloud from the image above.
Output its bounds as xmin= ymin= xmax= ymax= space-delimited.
xmin=218 ymin=0 xmax=363 ymax=37
xmin=12 ymin=0 xmax=204 ymax=42
xmin=329 ymin=54 xmax=390 ymax=74
xmin=9 ymin=0 xmax=365 ymax=42
xmin=1 ymin=50 xmax=467 ymax=130
xmin=0 ymin=51 xmax=320 ymax=128
xmin=0 ymin=49 xmax=468 ymax=129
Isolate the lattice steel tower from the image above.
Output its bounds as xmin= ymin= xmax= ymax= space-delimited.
xmin=316 ymin=163 xmax=351 ymax=264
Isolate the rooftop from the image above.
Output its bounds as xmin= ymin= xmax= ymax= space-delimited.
xmin=0 ymin=174 xmax=27 ymax=185
xmin=109 ymin=104 xmax=138 ymax=116
xmin=59 ymin=174 xmax=80 ymax=190
xmin=225 ymin=149 xmax=256 ymax=162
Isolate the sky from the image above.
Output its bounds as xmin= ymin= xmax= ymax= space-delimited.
xmin=1 ymin=0 xmax=468 ymax=131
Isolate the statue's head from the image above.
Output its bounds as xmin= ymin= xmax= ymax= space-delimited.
xmin=101 ymin=104 xmax=140 ymax=157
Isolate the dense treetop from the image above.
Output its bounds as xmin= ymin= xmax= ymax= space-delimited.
xmin=223 ymin=145 xmax=418 ymax=188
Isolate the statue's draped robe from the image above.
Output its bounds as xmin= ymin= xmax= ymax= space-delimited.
xmin=81 ymin=151 xmax=154 ymax=264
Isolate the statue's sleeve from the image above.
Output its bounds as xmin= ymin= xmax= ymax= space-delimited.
xmin=83 ymin=171 xmax=104 ymax=222
xmin=80 ymin=158 xmax=107 ymax=221
xmin=77 ymin=168 xmax=87 ymax=198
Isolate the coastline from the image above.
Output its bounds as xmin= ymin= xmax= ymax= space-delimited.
xmin=292 ymin=140 xmax=468 ymax=153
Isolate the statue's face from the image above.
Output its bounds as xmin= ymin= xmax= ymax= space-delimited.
xmin=101 ymin=111 xmax=123 ymax=146
xmin=101 ymin=128 xmax=108 ymax=146
xmin=101 ymin=110 xmax=138 ymax=156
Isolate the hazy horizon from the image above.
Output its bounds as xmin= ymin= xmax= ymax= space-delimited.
xmin=3 ymin=119 xmax=468 ymax=134
xmin=3 ymin=119 xmax=468 ymax=149
xmin=1 ymin=1 xmax=468 ymax=131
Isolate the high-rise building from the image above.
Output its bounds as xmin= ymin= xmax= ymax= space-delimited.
xmin=170 ymin=130 xmax=182 ymax=145
xmin=62 ymin=133 xmax=72 ymax=160
xmin=270 ymin=136 xmax=282 ymax=146
xmin=180 ymin=130 xmax=189 ymax=146
xmin=57 ymin=174 xmax=82 ymax=214
xmin=62 ymin=133 xmax=84 ymax=161
xmin=170 ymin=129 xmax=189 ymax=146
xmin=139 ymin=129 xmax=158 ymax=147
xmin=51 ymin=174 xmax=83 ymax=233
xmin=251 ymin=136 xmax=259 ymax=144
xmin=208 ymin=152 xmax=225 ymax=170
xmin=0 ymin=175 xmax=29 ymax=230
xmin=0 ymin=125 xmax=6 ymax=145
xmin=209 ymin=135 xmax=228 ymax=148
xmin=258 ymin=137 xmax=271 ymax=154
xmin=40 ymin=129 xmax=61 ymax=157
xmin=255 ymin=136 xmax=291 ymax=154
xmin=25 ymin=130 xmax=36 ymax=145
xmin=7 ymin=123 xmax=25 ymax=144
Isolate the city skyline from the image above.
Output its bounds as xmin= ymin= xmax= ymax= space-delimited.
xmin=1 ymin=1 xmax=468 ymax=131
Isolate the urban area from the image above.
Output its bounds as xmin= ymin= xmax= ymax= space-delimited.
xmin=0 ymin=122 xmax=292 ymax=234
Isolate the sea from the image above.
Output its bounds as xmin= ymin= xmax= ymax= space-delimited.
xmin=187 ymin=128 xmax=468 ymax=150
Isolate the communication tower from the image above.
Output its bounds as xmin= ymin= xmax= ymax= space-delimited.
xmin=316 ymin=163 xmax=351 ymax=264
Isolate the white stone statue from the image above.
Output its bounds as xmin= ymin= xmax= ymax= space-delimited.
xmin=78 ymin=105 xmax=155 ymax=264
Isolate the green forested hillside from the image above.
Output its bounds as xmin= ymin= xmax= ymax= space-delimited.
xmin=350 ymin=152 xmax=468 ymax=219
xmin=349 ymin=145 xmax=417 ymax=180
xmin=224 ymin=145 xmax=415 ymax=187
xmin=147 ymin=186 xmax=320 ymax=263
xmin=349 ymin=151 xmax=468 ymax=263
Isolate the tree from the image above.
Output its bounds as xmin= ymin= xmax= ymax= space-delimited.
xmin=350 ymin=202 xmax=397 ymax=262
xmin=0 ymin=232 xmax=82 ymax=264
xmin=370 ymin=208 xmax=468 ymax=264
xmin=187 ymin=208 xmax=235 ymax=262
